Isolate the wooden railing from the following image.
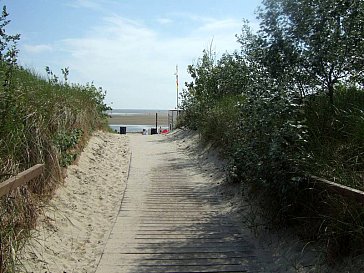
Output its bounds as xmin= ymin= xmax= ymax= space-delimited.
xmin=0 ymin=164 xmax=44 ymax=198
xmin=310 ymin=175 xmax=364 ymax=204
xmin=1 ymin=164 xmax=362 ymax=205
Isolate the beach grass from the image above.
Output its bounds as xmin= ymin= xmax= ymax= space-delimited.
xmin=0 ymin=63 xmax=109 ymax=272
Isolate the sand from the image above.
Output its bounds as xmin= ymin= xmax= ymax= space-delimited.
xmin=108 ymin=114 xmax=168 ymax=126
xmin=168 ymin=130 xmax=327 ymax=273
xmin=20 ymin=131 xmax=130 ymax=273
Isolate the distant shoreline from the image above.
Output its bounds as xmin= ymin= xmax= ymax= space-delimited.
xmin=108 ymin=114 xmax=168 ymax=126
xmin=107 ymin=109 xmax=169 ymax=115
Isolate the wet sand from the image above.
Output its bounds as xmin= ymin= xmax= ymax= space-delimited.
xmin=108 ymin=114 xmax=168 ymax=125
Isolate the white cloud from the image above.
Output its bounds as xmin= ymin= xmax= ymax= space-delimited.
xmin=156 ymin=17 xmax=173 ymax=25
xmin=65 ymin=0 xmax=120 ymax=13
xmin=23 ymin=44 xmax=53 ymax=54
xmin=58 ymin=14 xmax=243 ymax=109
xmin=169 ymin=12 xmax=215 ymax=24
xmin=66 ymin=0 xmax=102 ymax=10
xmin=196 ymin=18 xmax=242 ymax=33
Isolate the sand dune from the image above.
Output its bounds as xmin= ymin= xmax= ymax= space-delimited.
xmin=20 ymin=131 xmax=130 ymax=273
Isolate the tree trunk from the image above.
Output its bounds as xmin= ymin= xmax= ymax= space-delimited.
xmin=328 ymin=82 xmax=334 ymax=104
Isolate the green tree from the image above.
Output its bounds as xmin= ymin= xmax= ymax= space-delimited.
xmin=215 ymin=52 xmax=250 ymax=97
xmin=0 ymin=5 xmax=20 ymax=136
xmin=252 ymin=0 xmax=364 ymax=102
xmin=0 ymin=5 xmax=20 ymax=81
xmin=181 ymin=48 xmax=250 ymax=132
xmin=181 ymin=49 xmax=218 ymax=130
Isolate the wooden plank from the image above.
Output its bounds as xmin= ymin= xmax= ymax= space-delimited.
xmin=310 ymin=175 xmax=364 ymax=204
xmin=100 ymin=257 xmax=248 ymax=266
xmin=96 ymin=135 xmax=262 ymax=273
xmin=0 ymin=164 xmax=44 ymax=197
xmin=97 ymin=264 xmax=248 ymax=273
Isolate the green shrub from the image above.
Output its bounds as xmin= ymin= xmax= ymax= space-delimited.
xmin=228 ymin=84 xmax=307 ymax=216
xmin=54 ymin=128 xmax=83 ymax=167
xmin=199 ymin=95 xmax=243 ymax=151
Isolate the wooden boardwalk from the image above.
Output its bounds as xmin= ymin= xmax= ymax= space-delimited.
xmin=96 ymin=134 xmax=261 ymax=273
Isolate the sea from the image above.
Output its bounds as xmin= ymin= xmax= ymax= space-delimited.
xmin=107 ymin=109 xmax=170 ymax=133
xmin=107 ymin=109 xmax=169 ymax=116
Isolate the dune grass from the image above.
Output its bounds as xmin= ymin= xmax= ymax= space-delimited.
xmin=0 ymin=63 xmax=110 ymax=272
xmin=0 ymin=6 xmax=112 ymax=271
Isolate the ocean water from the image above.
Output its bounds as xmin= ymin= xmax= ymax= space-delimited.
xmin=108 ymin=109 xmax=170 ymax=133
xmin=107 ymin=109 xmax=169 ymax=116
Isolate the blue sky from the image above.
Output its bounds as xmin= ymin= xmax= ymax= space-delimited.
xmin=4 ymin=0 xmax=262 ymax=109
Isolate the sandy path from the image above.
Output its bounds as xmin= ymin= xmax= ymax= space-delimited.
xmin=21 ymin=131 xmax=130 ymax=273
xmin=95 ymin=133 xmax=266 ymax=272
xmin=20 ymin=129 xmax=327 ymax=273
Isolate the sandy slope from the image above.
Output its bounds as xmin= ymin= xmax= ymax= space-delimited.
xmin=21 ymin=131 xmax=130 ymax=273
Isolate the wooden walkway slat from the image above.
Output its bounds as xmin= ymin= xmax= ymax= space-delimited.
xmin=95 ymin=135 xmax=260 ymax=273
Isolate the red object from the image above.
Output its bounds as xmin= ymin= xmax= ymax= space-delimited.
xmin=161 ymin=129 xmax=169 ymax=134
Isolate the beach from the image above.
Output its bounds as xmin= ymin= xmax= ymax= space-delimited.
xmin=108 ymin=110 xmax=172 ymax=133
xmin=108 ymin=110 xmax=169 ymax=126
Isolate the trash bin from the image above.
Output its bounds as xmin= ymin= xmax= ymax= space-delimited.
xmin=151 ymin=128 xmax=158 ymax=135
xmin=120 ymin=126 xmax=126 ymax=134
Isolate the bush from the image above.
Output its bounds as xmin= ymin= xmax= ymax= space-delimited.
xmin=199 ymin=95 xmax=243 ymax=151
xmin=228 ymin=83 xmax=307 ymax=217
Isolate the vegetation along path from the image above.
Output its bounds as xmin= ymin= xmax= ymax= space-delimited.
xmin=95 ymin=132 xmax=264 ymax=273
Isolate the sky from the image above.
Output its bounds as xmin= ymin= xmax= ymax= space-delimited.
xmin=4 ymin=0 xmax=262 ymax=110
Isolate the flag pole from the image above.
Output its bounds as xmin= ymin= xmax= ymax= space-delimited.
xmin=175 ymin=65 xmax=179 ymax=112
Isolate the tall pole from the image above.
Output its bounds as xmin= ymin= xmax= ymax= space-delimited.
xmin=155 ymin=112 xmax=158 ymax=130
xmin=175 ymin=65 xmax=179 ymax=113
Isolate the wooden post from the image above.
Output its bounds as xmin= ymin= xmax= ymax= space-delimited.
xmin=156 ymin=112 xmax=158 ymax=131
xmin=0 ymin=164 xmax=44 ymax=198
xmin=172 ymin=111 xmax=174 ymax=130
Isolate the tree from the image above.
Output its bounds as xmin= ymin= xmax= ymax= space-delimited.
xmin=0 ymin=5 xmax=20 ymax=64
xmin=249 ymin=0 xmax=364 ymax=102
xmin=0 ymin=5 xmax=20 ymax=135
xmin=0 ymin=5 xmax=20 ymax=89
xmin=215 ymin=52 xmax=250 ymax=97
